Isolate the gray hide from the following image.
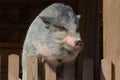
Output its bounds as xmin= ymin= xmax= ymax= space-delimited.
xmin=22 ymin=3 xmax=83 ymax=80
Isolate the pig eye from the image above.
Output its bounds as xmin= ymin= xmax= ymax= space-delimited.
xmin=54 ymin=25 xmax=67 ymax=31
xmin=58 ymin=27 xmax=65 ymax=31
xmin=45 ymin=26 xmax=50 ymax=29
xmin=43 ymin=20 xmax=51 ymax=24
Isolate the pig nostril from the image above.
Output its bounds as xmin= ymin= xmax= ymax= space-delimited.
xmin=75 ymin=41 xmax=83 ymax=46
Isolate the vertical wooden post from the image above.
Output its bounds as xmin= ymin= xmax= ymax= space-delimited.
xmin=45 ymin=63 xmax=56 ymax=80
xmin=63 ymin=62 xmax=75 ymax=80
xmin=27 ymin=56 xmax=38 ymax=80
xmin=82 ymin=57 xmax=94 ymax=80
xmin=101 ymin=59 xmax=112 ymax=80
xmin=8 ymin=54 xmax=19 ymax=80
xmin=103 ymin=0 xmax=120 ymax=79
xmin=0 ymin=54 xmax=1 ymax=80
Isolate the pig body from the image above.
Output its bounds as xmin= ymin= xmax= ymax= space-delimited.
xmin=22 ymin=3 xmax=82 ymax=80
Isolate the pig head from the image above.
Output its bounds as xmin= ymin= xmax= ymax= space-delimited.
xmin=22 ymin=3 xmax=83 ymax=64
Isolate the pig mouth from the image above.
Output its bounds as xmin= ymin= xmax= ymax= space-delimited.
xmin=63 ymin=44 xmax=75 ymax=51
xmin=60 ymin=43 xmax=80 ymax=52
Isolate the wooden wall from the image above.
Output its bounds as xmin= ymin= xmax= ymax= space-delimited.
xmin=0 ymin=0 xmax=101 ymax=80
xmin=103 ymin=0 xmax=120 ymax=80
xmin=77 ymin=0 xmax=101 ymax=80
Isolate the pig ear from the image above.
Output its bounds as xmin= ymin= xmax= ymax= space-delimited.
xmin=77 ymin=15 xmax=81 ymax=20
xmin=39 ymin=16 xmax=51 ymax=29
xmin=39 ymin=16 xmax=51 ymax=24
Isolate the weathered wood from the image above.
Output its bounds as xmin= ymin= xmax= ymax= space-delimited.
xmin=0 ymin=42 xmax=23 ymax=48
xmin=103 ymin=0 xmax=120 ymax=80
xmin=0 ymin=24 xmax=28 ymax=30
xmin=45 ymin=63 xmax=56 ymax=80
xmin=0 ymin=54 xmax=1 ymax=80
xmin=27 ymin=56 xmax=38 ymax=80
xmin=0 ymin=1 xmax=76 ymax=9
xmin=77 ymin=0 xmax=101 ymax=79
xmin=8 ymin=54 xmax=19 ymax=80
xmin=101 ymin=59 xmax=112 ymax=80
xmin=82 ymin=57 xmax=93 ymax=80
xmin=63 ymin=62 xmax=75 ymax=80
xmin=0 ymin=47 xmax=21 ymax=80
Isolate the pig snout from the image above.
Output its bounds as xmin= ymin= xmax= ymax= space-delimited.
xmin=75 ymin=40 xmax=83 ymax=46
xmin=63 ymin=36 xmax=83 ymax=48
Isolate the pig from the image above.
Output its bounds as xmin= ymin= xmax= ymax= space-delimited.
xmin=22 ymin=3 xmax=83 ymax=80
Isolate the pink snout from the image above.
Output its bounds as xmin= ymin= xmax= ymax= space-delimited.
xmin=63 ymin=36 xmax=82 ymax=48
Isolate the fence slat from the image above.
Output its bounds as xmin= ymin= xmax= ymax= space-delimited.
xmin=8 ymin=54 xmax=19 ymax=80
xmin=82 ymin=57 xmax=94 ymax=80
xmin=0 ymin=54 xmax=1 ymax=80
xmin=27 ymin=56 xmax=38 ymax=80
xmin=101 ymin=58 xmax=112 ymax=80
xmin=45 ymin=63 xmax=56 ymax=80
xmin=103 ymin=0 xmax=120 ymax=79
xmin=63 ymin=62 xmax=75 ymax=80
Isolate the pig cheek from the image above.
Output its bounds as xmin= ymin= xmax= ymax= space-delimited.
xmin=33 ymin=44 xmax=54 ymax=60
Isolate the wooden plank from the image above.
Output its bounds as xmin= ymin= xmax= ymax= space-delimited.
xmin=0 ymin=42 xmax=23 ymax=48
xmin=45 ymin=63 xmax=56 ymax=80
xmin=0 ymin=1 xmax=75 ymax=8
xmin=116 ymin=57 xmax=120 ymax=80
xmin=82 ymin=57 xmax=94 ymax=80
xmin=0 ymin=54 xmax=1 ymax=80
xmin=77 ymin=0 xmax=101 ymax=80
xmin=27 ymin=56 xmax=38 ymax=80
xmin=63 ymin=62 xmax=75 ymax=80
xmin=0 ymin=24 xmax=28 ymax=30
xmin=101 ymin=59 xmax=112 ymax=80
xmin=8 ymin=54 xmax=19 ymax=80
xmin=103 ymin=0 xmax=120 ymax=79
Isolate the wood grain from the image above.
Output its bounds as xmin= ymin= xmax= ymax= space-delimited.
xmin=8 ymin=54 xmax=19 ymax=80
xmin=103 ymin=0 xmax=120 ymax=79
xmin=77 ymin=0 xmax=101 ymax=79
xmin=82 ymin=57 xmax=93 ymax=80
xmin=45 ymin=63 xmax=56 ymax=80
xmin=27 ymin=56 xmax=38 ymax=80
xmin=0 ymin=54 xmax=1 ymax=80
xmin=101 ymin=59 xmax=112 ymax=80
xmin=63 ymin=62 xmax=75 ymax=80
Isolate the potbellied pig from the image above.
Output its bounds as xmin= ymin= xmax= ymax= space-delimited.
xmin=22 ymin=3 xmax=83 ymax=80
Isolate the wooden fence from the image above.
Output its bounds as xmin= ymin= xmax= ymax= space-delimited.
xmin=0 ymin=55 xmax=1 ymax=80
xmin=7 ymin=54 xmax=57 ymax=80
xmin=101 ymin=59 xmax=112 ymax=80
xmin=0 ymin=54 xmax=113 ymax=80
xmin=103 ymin=0 xmax=120 ymax=80
xmin=0 ymin=54 xmax=95 ymax=80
